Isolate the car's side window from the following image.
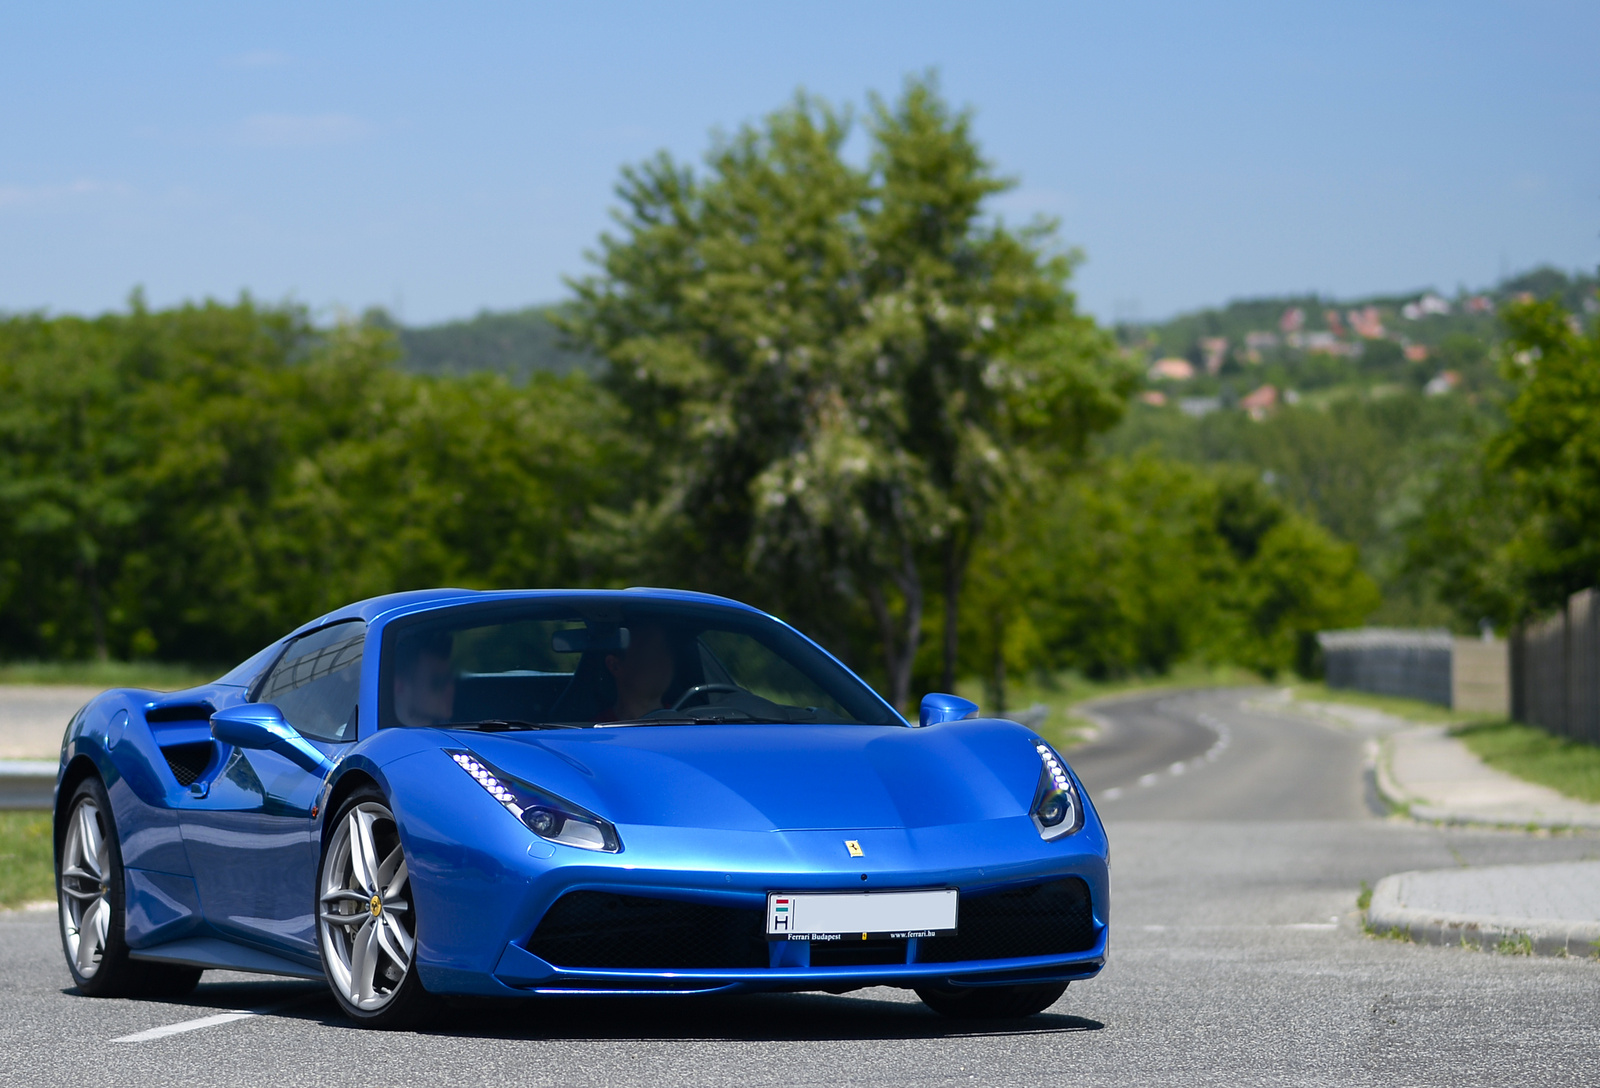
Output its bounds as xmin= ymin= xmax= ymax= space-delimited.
xmin=256 ymin=621 xmax=366 ymax=744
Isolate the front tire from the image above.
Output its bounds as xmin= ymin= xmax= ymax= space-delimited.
xmin=915 ymin=981 xmax=1068 ymax=1019
xmin=317 ymin=789 xmax=432 ymax=1028
xmin=57 ymin=776 xmax=201 ymax=999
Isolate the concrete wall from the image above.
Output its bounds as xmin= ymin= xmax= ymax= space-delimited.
xmin=1318 ymin=627 xmax=1507 ymax=715
xmin=1451 ymin=637 xmax=1509 ymax=716
xmin=1319 ymin=629 xmax=1453 ymax=707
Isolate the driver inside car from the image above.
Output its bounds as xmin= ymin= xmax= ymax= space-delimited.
xmin=393 ymin=632 xmax=456 ymax=726
xmin=598 ymin=622 xmax=676 ymax=722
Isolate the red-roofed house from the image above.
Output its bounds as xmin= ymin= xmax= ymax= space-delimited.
xmin=1148 ymin=357 xmax=1195 ymax=382
xmin=1240 ymin=384 xmax=1278 ymax=420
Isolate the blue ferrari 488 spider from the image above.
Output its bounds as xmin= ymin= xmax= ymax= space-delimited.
xmin=53 ymin=588 xmax=1108 ymax=1027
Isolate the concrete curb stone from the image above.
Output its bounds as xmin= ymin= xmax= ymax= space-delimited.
xmin=1372 ymin=728 xmax=1600 ymax=831
xmin=1368 ymin=864 xmax=1600 ymax=958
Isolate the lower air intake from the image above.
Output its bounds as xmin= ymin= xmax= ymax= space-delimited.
xmin=919 ymin=877 xmax=1097 ymax=962
xmin=527 ymin=891 xmax=768 ymax=969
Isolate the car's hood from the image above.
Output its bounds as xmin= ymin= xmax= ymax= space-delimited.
xmin=454 ymin=720 xmax=1046 ymax=833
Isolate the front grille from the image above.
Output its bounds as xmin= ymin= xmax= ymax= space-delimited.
xmin=920 ymin=878 xmax=1096 ymax=962
xmin=161 ymin=742 xmax=213 ymax=787
xmin=526 ymin=879 xmax=1096 ymax=973
xmin=527 ymin=891 xmax=768 ymax=969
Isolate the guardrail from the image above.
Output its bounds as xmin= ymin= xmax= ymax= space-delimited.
xmin=0 ymin=760 xmax=56 ymax=809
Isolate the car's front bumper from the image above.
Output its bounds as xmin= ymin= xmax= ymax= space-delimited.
xmin=393 ymin=751 xmax=1111 ymax=999
xmin=486 ymin=932 xmax=1108 ymax=996
xmin=412 ymin=847 xmax=1109 ymax=997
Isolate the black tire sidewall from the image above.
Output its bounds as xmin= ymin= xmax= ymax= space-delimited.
xmin=317 ymin=787 xmax=432 ymax=1029
xmin=57 ymin=776 xmax=134 ymax=996
xmin=915 ymin=981 xmax=1068 ymax=1019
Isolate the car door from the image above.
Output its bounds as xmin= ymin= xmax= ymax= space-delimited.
xmin=178 ymin=620 xmax=365 ymax=960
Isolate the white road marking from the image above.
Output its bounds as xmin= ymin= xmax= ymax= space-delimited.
xmin=1095 ymin=697 xmax=1232 ymax=800
xmin=112 ymin=993 xmax=320 ymax=1044
xmin=114 ymin=1012 xmax=257 ymax=1043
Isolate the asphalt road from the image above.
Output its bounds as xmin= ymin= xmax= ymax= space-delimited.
xmin=4 ymin=687 xmax=1600 ymax=1087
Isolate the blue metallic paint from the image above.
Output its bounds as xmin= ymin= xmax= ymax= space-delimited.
xmin=54 ymin=588 xmax=1110 ymax=997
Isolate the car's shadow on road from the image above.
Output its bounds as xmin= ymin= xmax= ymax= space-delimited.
xmin=414 ymin=991 xmax=1099 ymax=1042
xmin=127 ymin=980 xmax=1102 ymax=1042
xmin=420 ymin=991 xmax=1103 ymax=1042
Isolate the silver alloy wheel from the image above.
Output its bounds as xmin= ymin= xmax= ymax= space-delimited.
xmin=318 ymin=801 xmax=415 ymax=1011
xmin=59 ymin=796 xmax=112 ymax=979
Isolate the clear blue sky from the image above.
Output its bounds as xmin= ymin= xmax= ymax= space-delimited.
xmin=3 ymin=2 xmax=1596 ymax=325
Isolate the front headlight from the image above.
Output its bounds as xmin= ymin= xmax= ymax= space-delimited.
xmin=448 ymin=749 xmax=622 ymax=853
xmin=1030 ymin=741 xmax=1083 ymax=840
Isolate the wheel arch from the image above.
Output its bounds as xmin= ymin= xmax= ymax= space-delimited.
xmin=321 ymin=767 xmax=382 ymax=846
xmin=53 ymin=755 xmax=103 ymax=862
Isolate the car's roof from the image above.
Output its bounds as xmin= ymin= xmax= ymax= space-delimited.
xmin=295 ymin=586 xmax=766 ymax=636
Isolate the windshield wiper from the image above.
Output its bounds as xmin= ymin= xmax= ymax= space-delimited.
xmin=596 ymin=716 xmax=702 ymax=727
xmin=599 ymin=712 xmax=800 ymax=727
xmin=443 ymin=719 xmax=583 ymax=732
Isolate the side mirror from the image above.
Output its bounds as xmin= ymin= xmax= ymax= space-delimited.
xmin=211 ymin=704 xmax=334 ymax=776
xmin=919 ymin=693 xmax=980 ymax=728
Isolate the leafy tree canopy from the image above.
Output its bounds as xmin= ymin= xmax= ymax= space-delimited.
xmin=560 ymin=76 xmax=1130 ymax=704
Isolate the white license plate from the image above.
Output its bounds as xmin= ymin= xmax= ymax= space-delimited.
xmin=765 ymin=889 xmax=958 ymax=940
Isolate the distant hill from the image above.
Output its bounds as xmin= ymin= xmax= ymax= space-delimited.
xmin=1113 ymin=266 xmax=1599 ymax=412
xmin=1120 ymin=266 xmax=1598 ymax=393
xmin=376 ymin=267 xmax=1596 ymax=390
xmin=1103 ymin=266 xmax=1598 ymax=629
xmin=379 ymin=306 xmax=603 ymax=382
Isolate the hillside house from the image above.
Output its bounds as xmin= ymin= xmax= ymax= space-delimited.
xmin=1240 ymin=384 xmax=1278 ymax=420
xmin=1148 ymin=357 xmax=1195 ymax=382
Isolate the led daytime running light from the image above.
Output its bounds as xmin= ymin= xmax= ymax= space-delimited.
xmin=1036 ymin=743 xmax=1072 ymax=792
xmin=451 ymin=752 xmax=524 ymax=815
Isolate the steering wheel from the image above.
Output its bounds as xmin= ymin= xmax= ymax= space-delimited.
xmin=672 ymin=683 xmax=745 ymax=711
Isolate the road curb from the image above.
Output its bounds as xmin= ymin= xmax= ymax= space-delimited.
xmin=1367 ymin=870 xmax=1600 ymax=958
xmin=1371 ymin=733 xmax=1600 ymax=831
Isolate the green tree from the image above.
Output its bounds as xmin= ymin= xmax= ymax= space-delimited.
xmin=1483 ymin=294 xmax=1600 ymax=615
xmin=561 ymin=77 xmax=1124 ymax=706
xmin=0 ymin=298 xmax=631 ymax=664
xmin=962 ymin=456 xmax=1378 ymax=686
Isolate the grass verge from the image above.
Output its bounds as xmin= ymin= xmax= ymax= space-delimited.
xmin=958 ymin=662 xmax=1264 ymax=752
xmin=0 ymin=660 xmax=218 ymax=690
xmin=1451 ymin=720 xmax=1600 ymax=804
xmin=0 ymin=812 xmax=53 ymax=911
xmin=1283 ymin=681 xmax=1494 ymax=726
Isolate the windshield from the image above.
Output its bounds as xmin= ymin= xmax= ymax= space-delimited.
xmin=377 ymin=598 xmax=898 ymax=730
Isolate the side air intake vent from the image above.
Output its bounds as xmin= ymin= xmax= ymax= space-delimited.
xmin=161 ymin=742 xmax=214 ymax=787
xmin=146 ymin=702 xmax=216 ymax=724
